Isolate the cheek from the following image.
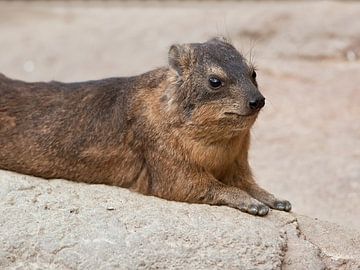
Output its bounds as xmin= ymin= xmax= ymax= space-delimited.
xmin=190 ymin=104 xmax=223 ymax=124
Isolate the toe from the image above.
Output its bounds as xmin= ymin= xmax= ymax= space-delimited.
xmin=284 ymin=201 xmax=292 ymax=212
xmin=274 ymin=200 xmax=292 ymax=212
xmin=275 ymin=201 xmax=286 ymax=210
xmin=248 ymin=205 xmax=259 ymax=215
xmin=258 ymin=205 xmax=269 ymax=216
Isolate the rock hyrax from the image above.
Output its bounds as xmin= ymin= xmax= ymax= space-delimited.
xmin=0 ymin=37 xmax=291 ymax=216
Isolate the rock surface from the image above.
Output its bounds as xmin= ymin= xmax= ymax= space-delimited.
xmin=0 ymin=170 xmax=359 ymax=270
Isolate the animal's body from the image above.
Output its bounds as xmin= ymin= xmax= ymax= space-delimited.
xmin=0 ymin=38 xmax=291 ymax=216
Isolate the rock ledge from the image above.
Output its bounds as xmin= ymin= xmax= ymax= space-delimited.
xmin=0 ymin=170 xmax=359 ymax=270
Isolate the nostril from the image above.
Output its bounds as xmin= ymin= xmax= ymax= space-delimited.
xmin=249 ymin=97 xmax=265 ymax=110
xmin=249 ymin=100 xmax=259 ymax=110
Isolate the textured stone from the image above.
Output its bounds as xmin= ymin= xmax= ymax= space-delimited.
xmin=0 ymin=170 xmax=359 ymax=270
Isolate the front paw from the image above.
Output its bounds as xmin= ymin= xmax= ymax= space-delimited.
xmin=239 ymin=201 xmax=270 ymax=216
xmin=273 ymin=200 xmax=292 ymax=212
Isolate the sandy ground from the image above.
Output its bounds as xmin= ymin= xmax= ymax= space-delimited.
xmin=0 ymin=1 xmax=359 ymax=230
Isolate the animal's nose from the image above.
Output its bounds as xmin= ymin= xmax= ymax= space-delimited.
xmin=249 ymin=97 xmax=265 ymax=110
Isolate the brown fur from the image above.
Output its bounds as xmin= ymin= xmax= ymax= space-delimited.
xmin=0 ymin=38 xmax=291 ymax=216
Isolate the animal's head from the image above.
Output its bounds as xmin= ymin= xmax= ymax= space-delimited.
xmin=166 ymin=37 xmax=265 ymax=139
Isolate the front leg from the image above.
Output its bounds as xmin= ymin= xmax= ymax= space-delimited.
xmin=241 ymin=179 xmax=292 ymax=212
xmin=223 ymin=162 xmax=292 ymax=212
xmin=145 ymin=158 xmax=270 ymax=216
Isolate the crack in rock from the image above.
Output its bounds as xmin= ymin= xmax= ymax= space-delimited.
xmin=281 ymin=216 xmax=360 ymax=270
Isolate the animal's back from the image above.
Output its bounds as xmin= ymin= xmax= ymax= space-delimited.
xmin=0 ymin=73 xmax=143 ymax=185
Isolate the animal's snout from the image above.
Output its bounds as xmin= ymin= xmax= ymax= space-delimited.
xmin=249 ymin=97 xmax=265 ymax=110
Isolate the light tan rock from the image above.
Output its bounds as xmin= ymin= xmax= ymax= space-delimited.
xmin=0 ymin=170 xmax=359 ymax=270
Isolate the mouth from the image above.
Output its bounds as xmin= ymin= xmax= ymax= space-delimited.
xmin=224 ymin=112 xmax=258 ymax=117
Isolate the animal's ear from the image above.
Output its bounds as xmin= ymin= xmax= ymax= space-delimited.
xmin=168 ymin=44 xmax=193 ymax=76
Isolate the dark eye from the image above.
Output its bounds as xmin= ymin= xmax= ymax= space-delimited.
xmin=208 ymin=77 xmax=223 ymax=89
xmin=252 ymin=70 xmax=257 ymax=80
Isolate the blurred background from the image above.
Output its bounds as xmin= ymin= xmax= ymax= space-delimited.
xmin=0 ymin=1 xmax=359 ymax=230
